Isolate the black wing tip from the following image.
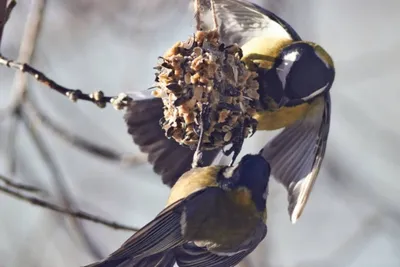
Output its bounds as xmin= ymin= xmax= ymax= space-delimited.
xmin=124 ymin=98 xmax=163 ymax=127
xmin=123 ymin=98 xmax=196 ymax=187
xmin=123 ymin=97 xmax=220 ymax=187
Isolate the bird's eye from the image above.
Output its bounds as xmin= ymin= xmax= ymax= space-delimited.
xmin=262 ymin=190 xmax=268 ymax=200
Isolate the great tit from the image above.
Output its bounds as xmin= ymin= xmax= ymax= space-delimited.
xmin=124 ymin=0 xmax=334 ymax=223
xmin=84 ymin=154 xmax=270 ymax=267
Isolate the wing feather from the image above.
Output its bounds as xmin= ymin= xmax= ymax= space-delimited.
xmin=132 ymin=252 xmax=176 ymax=267
xmin=199 ymin=0 xmax=301 ymax=46
xmin=124 ymin=98 xmax=220 ymax=187
xmin=175 ymin=221 xmax=267 ymax=267
xmin=86 ymin=188 xmax=226 ymax=267
xmin=261 ymin=94 xmax=331 ymax=223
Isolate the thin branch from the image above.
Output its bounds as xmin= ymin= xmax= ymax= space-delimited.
xmin=0 ymin=0 xmax=8 ymax=48
xmin=194 ymin=0 xmax=202 ymax=31
xmin=210 ymin=0 xmax=218 ymax=30
xmin=0 ymin=54 xmax=133 ymax=110
xmin=0 ymin=174 xmax=43 ymax=193
xmin=2 ymin=0 xmax=42 ymax=119
xmin=3 ymin=0 xmax=16 ymax=25
xmin=0 ymin=183 xmax=139 ymax=231
xmin=193 ymin=0 xmax=219 ymax=32
xmin=1 ymin=0 xmax=106 ymax=259
xmin=19 ymin=104 xmax=106 ymax=259
xmin=5 ymin=113 xmax=19 ymax=175
xmin=24 ymin=99 xmax=146 ymax=165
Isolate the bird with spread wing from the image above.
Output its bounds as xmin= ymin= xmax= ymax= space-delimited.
xmin=124 ymin=0 xmax=335 ymax=223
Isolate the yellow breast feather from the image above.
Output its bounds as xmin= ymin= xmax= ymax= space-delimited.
xmin=167 ymin=166 xmax=221 ymax=205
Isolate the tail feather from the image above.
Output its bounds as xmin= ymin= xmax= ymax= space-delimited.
xmin=124 ymin=98 xmax=220 ymax=187
xmin=83 ymin=252 xmax=175 ymax=267
xmin=134 ymin=252 xmax=176 ymax=267
xmin=83 ymin=257 xmax=129 ymax=267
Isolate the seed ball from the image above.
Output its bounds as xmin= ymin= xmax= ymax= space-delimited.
xmin=153 ymin=30 xmax=260 ymax=150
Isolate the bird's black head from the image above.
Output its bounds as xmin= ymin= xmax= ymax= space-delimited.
xmin=274 ymin=41 xmax=335 ymax=107
xmin=219 ymin=154 xmax=271 ymax=211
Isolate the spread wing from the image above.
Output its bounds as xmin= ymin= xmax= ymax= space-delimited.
xmin=261 ymin=94 xmax=331 ymax=223
xmin=124 ymin=97 xmax=220 ymax=187
xmin=198 ymin=0 xmax=301 ymax=46
xmin=85 ymin=188 xmax=224 ymax=267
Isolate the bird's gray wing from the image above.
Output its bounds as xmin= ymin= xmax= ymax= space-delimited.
xmin=175 ymin=221 xmax=267 ymax=267
xmin=130 ymin=251 xmax=176 ymax=267
xmin=124 ymin=97 xmax=220 ymax=187
xmin=261 ymin=93 xmax=331 ymax=223
xmin=198 ymin=0 xmax=301 ymax=46
xmin=84 ymin=188 xmax=223 ymax=267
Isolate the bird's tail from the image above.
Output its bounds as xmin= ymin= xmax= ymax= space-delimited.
xmin=124 ymin=98 xmax=219 ymax=187
xmin=133 ymin=251 xmax=176 ymax=267
xmin=83 ymin=251 xmax=176 ymax=267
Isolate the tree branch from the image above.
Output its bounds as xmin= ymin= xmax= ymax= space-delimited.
xmin=1 ymin=0 xmax=106 ymax=259
xmin=0 ymin=173 xmax=43 ymax=193
xmin=19 ymin=103 xmax=107 ymax=259
xmin=0 ymin=0 xmax=12 ymax=48
xmin=5 ymin=113 xmax=19 ymax=175
xmin=0 ymin=54 xmax=133 ymax=110
xmin=0 ymin=183 xmax=139 ymax=231
xmin=24 ymin=99 xmax=146 ymax=165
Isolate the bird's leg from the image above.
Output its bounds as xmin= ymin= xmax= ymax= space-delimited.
xmin=248 ymin=117 xmax=258 ymax=137
xmin=224 ymin=44 xmax=243 ymax=59
xmin=222 ymin=121 xmax=246 ymax=167
xmin=229 ymin=124 xmax=245 ymax=167
xmin=192 ymin=103 xmax=211 ymax=169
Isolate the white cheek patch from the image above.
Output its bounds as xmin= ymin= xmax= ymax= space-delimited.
xmin=301 ymin=83 xmax=329 ymax=101
xmin=263 ymin=187 xmax=269 ymax=200
xmin=222 ymin=165 xmax=238 ymax=179
xmin=277 ymin=50 xmax=300 ymax=90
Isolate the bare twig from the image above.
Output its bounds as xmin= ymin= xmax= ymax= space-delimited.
xmin=193 ymin=0 xmax=219 ymax=31
xmin=19 ymin=105 xmax=106 ymax=259
xmin=3 ymin=0 xmax=42 ymax=117
xmin=0 ymin=0 xmax=8 ymax=47
xmin=210 ymin=0 xmax=219 ymax=30
xmin=24 ymin=99 xmax=146 ymax=165
xmin=0 ymin=54 xmax=133 ymax=110
xmin=0 ymin=183 xmax=139 ymax=231
xmin=1 ymin=0 xmax=106 ymax=259
xmin=0 ymin=173 xmax=43 ymax=193
xmin=5 ymin=113 xmax=19 ymax=175
xmin=194 ymin=0 xmax=202 ymax=31
xmin=3 ymin=0 xmax=16 ymax=22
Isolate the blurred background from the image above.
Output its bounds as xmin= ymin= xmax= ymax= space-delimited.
xmin=0 ymin=0 xmax=400 ymax=266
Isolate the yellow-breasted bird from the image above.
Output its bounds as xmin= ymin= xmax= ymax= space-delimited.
xmin=84 ymin=154 xmax=270 ymax=267
xmin=125 ymin=0 xmax=335 ymax=223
